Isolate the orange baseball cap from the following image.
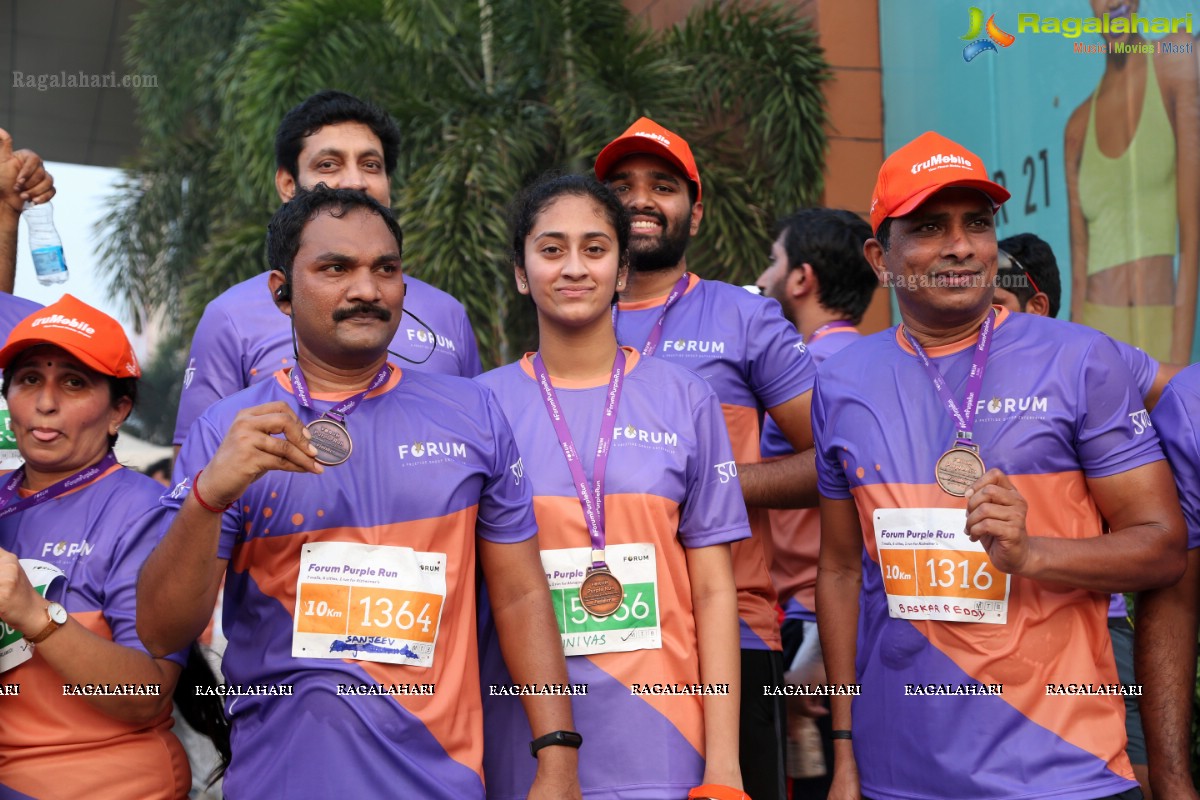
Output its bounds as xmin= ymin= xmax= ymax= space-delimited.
xmin=0 ymin=294 xmax=141 ymax=378
xmin=869 ymin=131 xmax=1009 ymax=233
xmin=595 ymin=117 xmax=702 ymax=202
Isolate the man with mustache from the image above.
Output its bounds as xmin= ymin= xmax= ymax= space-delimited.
xmin=138 ymin=187 xmax=580 ymax=799
xmin=816 ymin=130 xmax=1184 ymax=800
xmin=173 ymin=90 xmax=481 ymax=454
xmin=595 ymin=118 xmax=819 ymax=800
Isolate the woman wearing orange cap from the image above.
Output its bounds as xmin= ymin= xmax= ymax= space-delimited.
xmin=0 ymin=295 xmax=196 ymax=799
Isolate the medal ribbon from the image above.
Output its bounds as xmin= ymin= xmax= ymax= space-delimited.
xmin=532 ymin=349 xmax=626 ymax=569
xmin=289 ymin=363 xmax=391 ymax=423
xmin=901 ymin=309 xmax=995 ymax=449
xmin=809 ymin=320 xmax=856 ymax=342
xmin=0 ymin=450 xmax=118 ymax=521
xmin=611 ymin=272 xmax=691 ymax=357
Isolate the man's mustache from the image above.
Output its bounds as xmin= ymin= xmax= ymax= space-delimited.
xmin=332 ymin=303 xmax=393 ymax=322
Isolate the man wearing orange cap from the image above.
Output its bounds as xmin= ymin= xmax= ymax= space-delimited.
xmin=814 ymin=130 xmax=1185 ymax=800
xmin=596 ymin=118 xmax=819 ymax=800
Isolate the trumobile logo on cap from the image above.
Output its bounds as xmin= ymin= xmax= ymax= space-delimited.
xmin=911 ymin=154 xmax=974 ymax=175
xmin=634 ymin=131 xmax=671 ymax=148
xmin=31 ymin=314 xmax=96 ymax=337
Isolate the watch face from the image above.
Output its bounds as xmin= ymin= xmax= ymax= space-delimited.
xmin=47 ymin=603 xmax=68 ymax=624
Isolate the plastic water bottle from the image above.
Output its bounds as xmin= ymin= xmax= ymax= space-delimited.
xmin=23 ymin=202 xmax=68 ymax=285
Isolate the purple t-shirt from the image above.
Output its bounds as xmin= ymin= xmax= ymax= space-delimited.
xmin=1151 ymin=363 xmax=1200 ymax=549
xmin=0 ymin=293 xmax=41 ymax=340
xmin=761 ymin=325 xmax=860 ymax=623
xmin=0 ymin=466 xmax=189 ymax=799
xmin=168 ymin=366 xmax=534 ymax=798
xmin=614 ymin=274 xmax=816 ymax=650
xmin=173 ymin=273 xmax=482 ymax=445
xmin=813 ymin=310 xmax=1161 ymax=800
xmin=0 ymin=294 xmax=43 ymax=465
xmin=476 ymin=350 xmax=749 ymax=799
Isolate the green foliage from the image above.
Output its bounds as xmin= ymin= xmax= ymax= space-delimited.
xmin=101 ymin=0 xmax=828 ymax=368
xmin=123 ymin=328 xmax=189 ymax=445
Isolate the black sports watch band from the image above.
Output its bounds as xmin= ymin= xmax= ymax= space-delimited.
xmin=529 ymin=729 xmax=583 ymax=758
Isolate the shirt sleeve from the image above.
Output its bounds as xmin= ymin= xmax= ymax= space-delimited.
xmin=1074 ymin=333 xmax=1164 ymax=477
xmin=813 ymin=371 xmax=852 ymax=500
xmin=746 ymin=297 xmax=816 ymax=409
xmin=678 ymin=384 xmax=751 ymax=548
xmin=1151 ymin=379 xmax=1200 ymax=549
xmin=475 ymin=387 xmax=538 ymax=544
xmin=105 ymin=501 xmax=189 ymax=666
xmin=173 ymin=301 xmax=248 ymax=446
xmin=456 ymin=307 xmax=484 ymax=378
xmin=165 ymin=413 xmax=246 ymax=560
xmin=1109 ymin=336 xmax=1159 ymax=400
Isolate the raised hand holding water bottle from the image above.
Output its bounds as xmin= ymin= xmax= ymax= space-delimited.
xmin=0 ymin=128 xmax=57 ymax=293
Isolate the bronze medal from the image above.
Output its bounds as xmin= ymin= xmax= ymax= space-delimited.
xmin=935 ymin=447 xmax=985 ymax=497
xmin=578 ymin=567 xmax=624 ymax=617
xmin=307 ymin=418 xmax=353 ymax=466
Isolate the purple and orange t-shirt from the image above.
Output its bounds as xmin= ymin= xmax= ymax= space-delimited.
xmin=476 ymin=349 xmax=749 ymax=799
xmin=614 ymin=274 xmax=815 ymax=650
xmin=813 ymin=308 xmax=1162 ymax=800
xmin=761 ymin=323 xmax=860 ymax=623
xmin=173 ymin=272 xmax=482 ymax=445
xmin=169 ymin=366 xmax=534 ymax=798
xmin=0 ymin=467 xmax=189 ymax=800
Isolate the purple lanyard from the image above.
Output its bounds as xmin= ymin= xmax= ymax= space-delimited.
xmin=901 ymin=309 xmax=995 ymax=449
xmin=532 ymin=349 xmax=626 ymax=568
xmin=809 ymin=320 xmax=856 ymax=343
xmin=289 ymin=363 xmax=391 ymax=422
xmin=611 ymin=272 xmax=691 ymax=357
xmin=0 ymin=450 xmax=118 ymax=520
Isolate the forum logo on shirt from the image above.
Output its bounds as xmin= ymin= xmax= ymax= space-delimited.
xmin=42 ymin=539 xmax=94 ymax=558
xmin=662 ymin=339 xmax=725 ymax=355
xmin=614 ymin=424 xmax=679 ymax=449
xmin=974 ymin=395 xmax=1050 ymax=423
xmin=405 ymin=327 xmax=458 ymax=353
xmin=397 ymin=440 xmax=469 ymax=465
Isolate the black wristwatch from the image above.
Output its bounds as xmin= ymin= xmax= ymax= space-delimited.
xmin=529 ymin=729 xmax=583 ymax=758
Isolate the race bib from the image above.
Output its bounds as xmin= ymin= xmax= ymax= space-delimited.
xmin=0 ymin=402 xmax=22 ymax=469
xmin=0 ymin=560 xmax=66 ymax=673
xmin=541 ymin=543 xmax=662 ymax=657
xmin=293 ymin=542 xmax=447 ymax=667
xmin=872 ymin=508 xmax=1009 ymax=624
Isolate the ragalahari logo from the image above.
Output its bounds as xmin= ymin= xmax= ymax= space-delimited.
xmin=961 ymin=7 xmax=1015 ymax=62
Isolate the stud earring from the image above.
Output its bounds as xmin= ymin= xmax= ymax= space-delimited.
xmin=520 ymin=282 xmax=527 ymax=290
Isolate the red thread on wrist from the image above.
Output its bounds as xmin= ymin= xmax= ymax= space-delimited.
xmin=192 ymin=469 xmax=233 ymax=513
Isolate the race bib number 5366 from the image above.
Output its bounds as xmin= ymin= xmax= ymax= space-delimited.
xmin=540 ymin=544 xmax=662 ymax=657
